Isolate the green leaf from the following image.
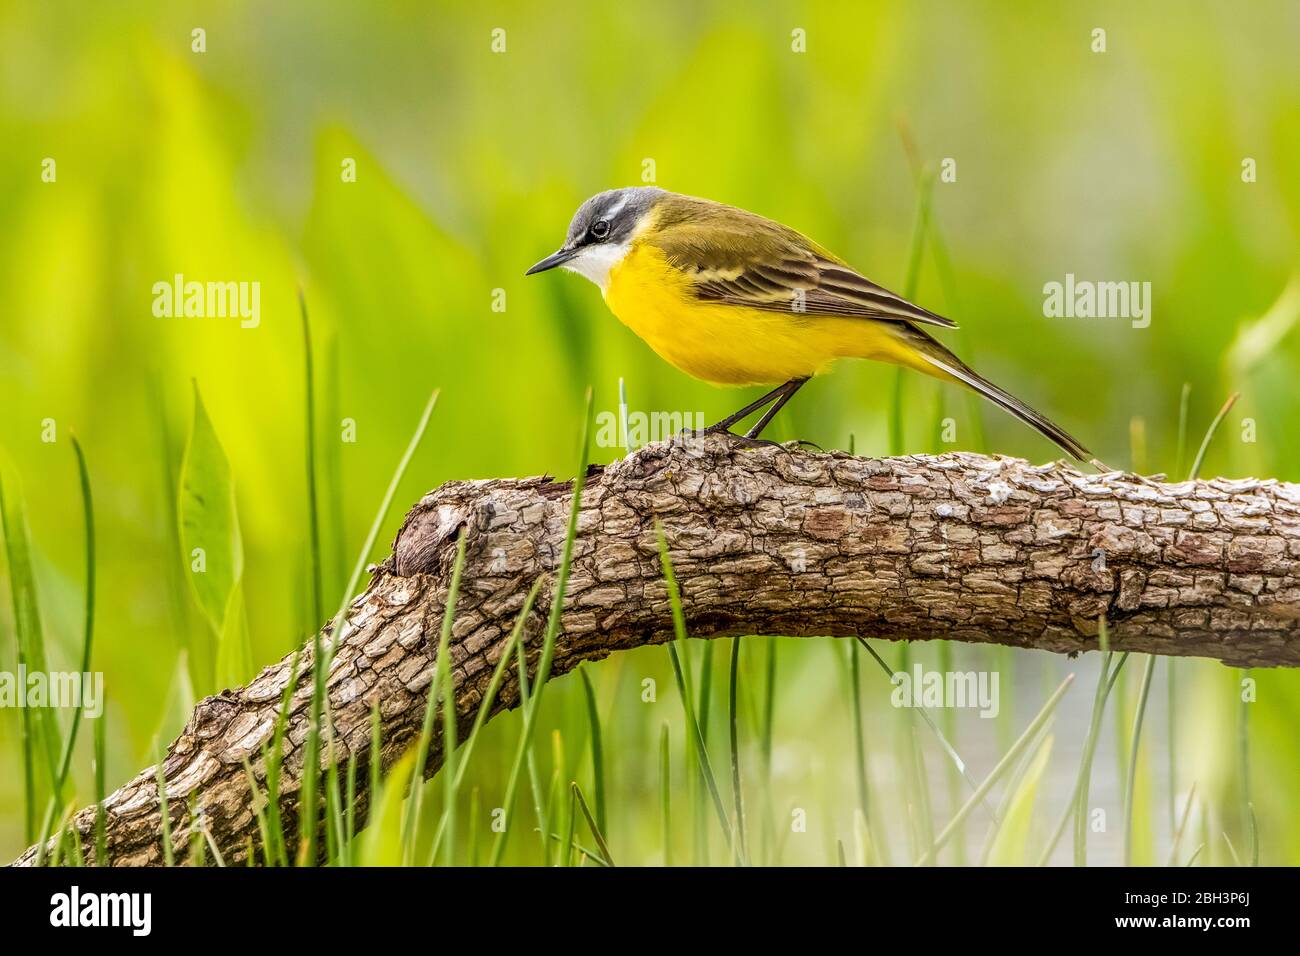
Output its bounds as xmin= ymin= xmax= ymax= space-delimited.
xmin=358 ymin=749 xmax=416 ymax=867
xmin=178 ymin=383 xmax=244 ymax=643
xmin=987 ymin=734 xmax=1054 ymax=866
xmin=215 ymin=585 xmax=253 ymax=689
xmin=0 ymin=456 xmax=63 ymax=821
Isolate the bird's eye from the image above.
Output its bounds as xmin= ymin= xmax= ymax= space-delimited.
xmin=589 ymin=219 xmax=611 ymax=240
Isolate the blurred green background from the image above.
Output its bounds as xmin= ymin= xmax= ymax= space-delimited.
xmin=2 ymin=0 xmax=1299 ymax=865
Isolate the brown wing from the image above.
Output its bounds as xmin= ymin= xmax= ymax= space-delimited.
xmin=645 ymin=196 xmax=957 ymax=329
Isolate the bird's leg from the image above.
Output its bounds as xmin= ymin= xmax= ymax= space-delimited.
xmin=701 ymin=382 xmax=792 ymax=434
xmin=743 ymin=378 xmax=808 ymax=439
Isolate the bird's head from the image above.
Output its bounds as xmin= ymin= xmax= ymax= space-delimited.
xmin=526 ymin=187 xmax=665 ymax=288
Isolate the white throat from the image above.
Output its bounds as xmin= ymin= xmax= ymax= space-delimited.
xmin=561 ymin=240 xmax=632 ymax=291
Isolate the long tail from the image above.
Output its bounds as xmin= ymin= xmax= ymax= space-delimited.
xmin=894 ymin=325 xmax=1091 ymax=460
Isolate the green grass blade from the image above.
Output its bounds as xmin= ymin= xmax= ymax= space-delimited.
xmin=560 ymin=786 xmax=577 ymax=867
xmin=695 ymin=642 xmax=713 ymax=865
xmin=986 ymin=734 xmax=1054 ymax=865
xmin=1223 ymin=831 xmax=1242 ymax=866
xmin=357 ymin=750 xmax=415 ymax=866
xmin=439 ymin=607 xmax=461 ymax=866
xmin=324 ymin=733 xmax=344 ymax=863
xmin=199 ymin=820 xmax=226 ymax=867
xmin=35 ymin=436 xmax=98 ymax=861
xmin=61 ymin=809 xmax=85 ymax=867
xmin=368 ymin=701 xmax=382 ymax=829
xmin=1174 ymin=382 xmax=1192 ymax=480
xmin=544 ymin=829 xmax=611 ymax=867
xmin=1187 ymin=391 xmax=1239 ymax=481
xmin=542 ymin=731 xmax=564 ymax=867
xmin=513 ymin=634 xmax=548 ymax=858
xmin=852 ymin=810 xmax=872 ymax=866
xmin=1168 ymin=382 xmax=1192 ymax=839
xmin=656 ymin=522 xmax=736 ymax=859
xmin=976 ymin=721 xmax=1049 ymax=865
xmin=177 ymin=382 xmax=247 ymax=692
xmin=889 ymin=167 xmax=936 ymax=456
xmin=261 ymin=647 xmax=300 ymax=866
xmin=1113 ymin=651 xmax=1131 ymax=811
xmin=1167 ymin=656 xmax=1178 ymax=838
xmin=936 ymin=641 xmax=964 ymax=865
xmin=467 ymin=786 xmax=480 ymax=867
xmin=760 ymin=638 xmax=776 ymax=864
xmin=296 ymin=387 xmax=439 ymax=864
xmin=571 ymin=781 xmax=615 ymax=866
xmin=697 ymin=642 xmax=714 ymax=745
xmin=1237 ymin=667 xmax=1253 ymax=865
xmin=1036 ymin=623 xmax=1130 ymax=866
xmin=35 ymin=797 xmax=58 ymax=867
xmin=50 ymin=435 xmax=96 ymax=796
xmin=488 ymin=388 xmax=593 ymax=865
xmin=579 ymin=667 xmax=607 ymax=834
xmin=155 ymin=745 xmax=175 ymax=866
xmin=728 ymin=636 xmax=747 ymax=865
xmin=843 ymin=640 xmax=890 ymax=865
xmin=299 ymin=298 xmax=344 ymax=862
xmin=188 ymin=794 xmax=205 ymax=866
xmin=659 ymin=722 xmax=671 ymax=866
xmin=0 ymin=456 xmax=63 ymax=832
xmin=1247 ymin=802 xmax=1259 ymax=867
xmin=458 ymin=585 xmax=540 ymax=783
xmin=403 ymin=532 xmax=466 ymax=865
xmin=1075 ymin=648 xmax=1130 ymax=864
xmin=427 ymin=579 xmax=541 ymax=861
xmin=47 ymin=802 xmax=76 ymax=867
xmin=926 ymin=215 xmax=987 ymax=451
xmin=214 ymin=587 xmax=253 ymax=698
xmin=241 ymin=758 xmax=274 ymax=866
xmin=1165 ymin=782 xmax=1199 ymax=867
xmin=854 ymin=637 xmax=995 ymax=821
xmin=93 ymin=713 xmax=107 ymax=866
xmin=916 ymin=673 xmax=1075 ymax=866
xmin=300 ymin=290 xmax=324 ymax=630
xmin=344 ymin=751 xmax=357 ymax=866
xmin=1123 ymin=654 xmax=1157 ymax=865
xmin=297 ymin=637 xmax=325 ymax=861
xmin=910 ymin=711 xmax=936 ymax=862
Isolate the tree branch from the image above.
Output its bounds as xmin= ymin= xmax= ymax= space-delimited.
xmin=12 ymin=435 xmax=1300 ymax=866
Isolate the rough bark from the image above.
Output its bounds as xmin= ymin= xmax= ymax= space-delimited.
xmin=12 ymin=435 xmax=1300 ymax=866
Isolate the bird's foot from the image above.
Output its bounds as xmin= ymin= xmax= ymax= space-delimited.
xmin=678 ymin=424 xmax=818 ymax=453
xmin=729 ymin=434 xmax=784 ymax=450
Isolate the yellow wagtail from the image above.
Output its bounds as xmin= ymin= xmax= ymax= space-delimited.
xmin=527 ymin=187 xmax=1088 ymax=458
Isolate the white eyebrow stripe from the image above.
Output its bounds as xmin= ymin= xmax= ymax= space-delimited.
xmin=602 ymin=196 xmax=628 ymax=220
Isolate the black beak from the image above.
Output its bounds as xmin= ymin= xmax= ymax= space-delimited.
xmin=525 ymin=247 xmax=576 ymax=276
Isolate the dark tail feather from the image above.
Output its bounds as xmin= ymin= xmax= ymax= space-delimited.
xmin=903 ymin=327 xmax=1091 ymax=460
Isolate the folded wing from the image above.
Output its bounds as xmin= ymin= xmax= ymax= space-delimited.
xmin=647 ymin=199 xmax=957 ymax=329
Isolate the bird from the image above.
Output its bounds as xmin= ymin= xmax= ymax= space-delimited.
xmin=526 ymin=187 xmax=1088 ymax=459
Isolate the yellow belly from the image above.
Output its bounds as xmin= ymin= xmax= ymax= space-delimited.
xmin=603 ymin=243 xmax=918 ymax=386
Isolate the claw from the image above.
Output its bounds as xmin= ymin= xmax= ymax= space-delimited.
xmin=730 ymin=435 xmax=783 ymax=450
xmin=679 ymin=425 xmax=815 ymax=454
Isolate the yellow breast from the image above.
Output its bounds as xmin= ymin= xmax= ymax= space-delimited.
xmin=602 ymin=242 xmax=899 ymax=386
